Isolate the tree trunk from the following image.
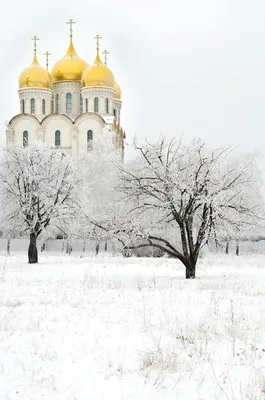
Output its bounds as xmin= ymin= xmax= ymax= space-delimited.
xmin=225 ymin=239 xmax=229 ymax=254
xmin=62 ymin=235 xmax=65 ymax=252
xmin=7 ymin=238 xmax=10 ymax=256
xmin=41 ymin=241 xmax=46 ymax=252
xmin=236 ymin=240 xmax=239 ymax=256
xmin=185 ymin=262 xmax=196 ymax=279
xmin=95 ymin=240 xmax=100 ymax=256
xmin=66 ymin=240 xmax=72 ymax=255
xmin=28 ymin=232 xmax=38 ymax=264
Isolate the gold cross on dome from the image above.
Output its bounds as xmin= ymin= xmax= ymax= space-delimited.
xmin=31 ymin=36 xmax=40 ymax=55
xmin=94 ymin=34 xmax=102 ymax=52
xmin=43 ymin=51 xmax=51 ymax=70
xmin=67 ymin=19 xmax=76 ymax=38
xmin=102 ymin=49 xmax=110 ymax=65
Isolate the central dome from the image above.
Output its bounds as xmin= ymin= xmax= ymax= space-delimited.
xmin=51 ymin=39 xmax=88 ymax=82
xmin=81 ymin=53 xmax=115 ymax=88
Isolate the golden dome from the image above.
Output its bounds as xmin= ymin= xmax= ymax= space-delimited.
xmin=114 ymin=81 xmax=121 ymax=100
xmin=51 ymin=39 xmax=88 ymax=82
xmin=82 ymin=53 xmax=115 ymax=88
xmin=19 ymin=53 xmax=51 ymax=89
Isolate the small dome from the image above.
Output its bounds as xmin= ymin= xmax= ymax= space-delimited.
xmin=114 ymin=81 xmax=121 ymax=100
xmin=19 ymin=54 xmax=51 ymax=89
xmin=51 ymin=39 xmax=88 ymax=82
xmin=82 ymin=53 xmax=115 ymax=88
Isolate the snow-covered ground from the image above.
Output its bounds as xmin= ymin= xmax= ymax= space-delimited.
xmin=1 ymin=253 xmax=265 ymax=400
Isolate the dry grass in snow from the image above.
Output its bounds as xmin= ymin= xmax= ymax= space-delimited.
xmin=0 ymin=253 xmax=265 ymax=399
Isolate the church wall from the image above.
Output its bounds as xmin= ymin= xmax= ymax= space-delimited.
xmin=113 ymin=100 xmax=122 ymax=124
xmin=18 ymin=88 xmax=52 ymax=118
xmin=43 ymin=117 xmax=72 ymax=149
xmin=76 ymin=117 xmax=103 ymax=156
xmin=81 ymin=87 xmax=114 ymax=116
xmin=52 ymin=81 xmax=81 ymax=118
xmin=12 ymin=117 xmax=40 ymax=145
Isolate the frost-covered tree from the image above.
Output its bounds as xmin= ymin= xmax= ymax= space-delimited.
xmin=115 ymin=138 xmax=264 ymax=278
xmin=77 ymin=130 xmax=122 ymax=249
xmin=0 ymin=143 xmax=78 ymax=263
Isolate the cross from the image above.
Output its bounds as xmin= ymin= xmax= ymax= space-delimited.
xmin=94 ymin=34 xmax=102 ymax=53
xmin=66 ymin=19 xmax=76 ymax=38
xmin=102 ymin=49 xmax=110 ymax=65
xmin=43 ymin=51 xmax=51 ymax=70
xmin=31 ymin=36 xmax=40 ymax=55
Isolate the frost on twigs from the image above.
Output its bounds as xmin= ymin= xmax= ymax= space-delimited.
xmin=0 ymin=143 xmax=79 ymax=263
xmin=77 ymin=130 xmax=124 ymax=248
xmin=113 ymin=137 xmax=264 ymax=278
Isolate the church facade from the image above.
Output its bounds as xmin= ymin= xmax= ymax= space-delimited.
xmin=5 ymin=21 xmax=125 ymax=159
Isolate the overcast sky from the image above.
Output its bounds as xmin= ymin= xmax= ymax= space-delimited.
xmin=1 ymin=0 xmax=265 ymax=161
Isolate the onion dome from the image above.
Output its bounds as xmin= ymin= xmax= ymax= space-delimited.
xmin=51 ymin=20 xmax=88 ymax=83
xmin=19 ymin=37 xmax=51 ymax=89
xmin=51 ymin=39 xmax=88 ymax=82
xmin=82 ymin=52 xmax=115 ymax=88
xmin=114 ymin=81 xmax=121 ymax=100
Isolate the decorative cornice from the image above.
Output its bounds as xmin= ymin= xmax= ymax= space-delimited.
xmin=74 ymin=112 xmax=105 ymax=127
xmin=18 ymin=88 xmax=52 ymax=94
xmin=41 ymin=113 xmax=74 ymax=126
xmin=8 ymin=112 xmax=106 ymax=128
xmin=81 ymin=87 xmax=114 ymax=97
xmin=8 ymin=113 xmax=41 ymax=126
xmin=19 ymin=90 xmax=52 ymax=98
xmin=53 ymin=82 xmax=81 ymax=89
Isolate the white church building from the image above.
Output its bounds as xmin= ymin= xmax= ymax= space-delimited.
xmin=5 ymin=20 xmax=125 ymax=159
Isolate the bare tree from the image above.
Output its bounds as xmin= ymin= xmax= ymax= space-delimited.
xmin=115 ymin=138 xmax=263 ymax=278
xmin=0 ymin=143 xmax=78 ymax=263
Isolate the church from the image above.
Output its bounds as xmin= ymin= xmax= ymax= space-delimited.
xmin=5 ymin=20 xmax=125 ymax=159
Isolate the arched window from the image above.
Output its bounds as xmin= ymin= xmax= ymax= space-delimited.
xmin=113 ymin=109 xmax=116 ymax=118
xmin=55 ymin=94 xmax=59 ymax=113
xmin=80 ymin=94 xmax=83 ymax=114
xmin=23 ymin=131 xmax=28 ymax=147
xmin=21 ymin=99 xmax=25 ymax=114
xmin=42 ymin=99 xmax=45 ymax=115
xmin=87 ymin=130 xmax=93 ymax=151
xmin=30 ymin=98 xmax=35 ymax=114
xmin=87 ymin=130 xmax=93 ymax=141
xmin=94 ymin=97 xmax=99 ymax=113
xmin=55 ymin=130 xmax=61 ymax=146
xmin=66 ymin=93 xmax=72 ymax=114
xmin=105 ymin=98 xmax=109 ymax=114
xmin=86 ymin=99 xmax=88 ymax=113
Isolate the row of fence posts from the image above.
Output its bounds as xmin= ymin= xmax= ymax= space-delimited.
xmin=6 ymin=237 xmax=109 ymax=256
xmin=43 ymin=238 xmax=109 ymax=255
xmin=225 ymin=239 xmax=240 ymax=256
xmin=5 ymin=237 xmax=240 ymax=257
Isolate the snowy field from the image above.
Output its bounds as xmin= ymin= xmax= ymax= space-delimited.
xmin=1 ymin=253 xmax=265 ymax=400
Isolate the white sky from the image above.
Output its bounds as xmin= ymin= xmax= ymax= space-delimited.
xmin=1 ymin=0 xmax=265 ymax=161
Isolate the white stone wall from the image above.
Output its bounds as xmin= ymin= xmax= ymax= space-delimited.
xmin=42 ymin=115 xmax=72 ymax=150
xmin=18 ymin=88 xmax=52 ymax=119
xmin=7 ymin=115 xmax=40 ymax=146
xmin=81 ymin=87 xmax=114 ymax=116
xmin=75 ymin=114 xmax=105 ymax=157
xmin=52 ymin=81 xmax=82 ymax=118
xmin=113 ymin=99 xmax=122 ymax=123
xmin=6 ymin=113 xmax=106 ymax=159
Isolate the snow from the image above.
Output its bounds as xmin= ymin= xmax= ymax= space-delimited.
xmin=1 ymin=253 xmax=265 ymax=399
